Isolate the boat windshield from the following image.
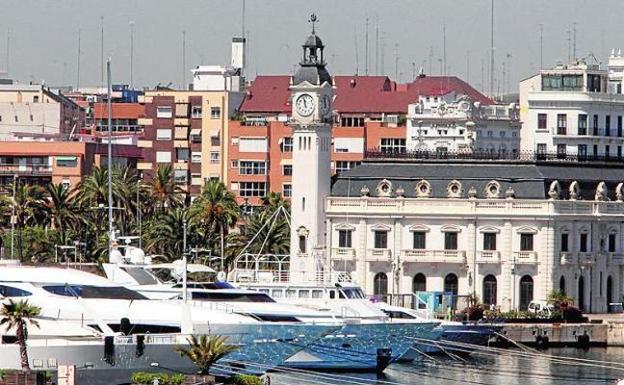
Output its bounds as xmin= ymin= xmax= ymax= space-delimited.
xmin=190 ymin=291 xmax=276 ymax=303
xmin=42 ymin=285 xmax=148 ymax=300
xmin=121 ymin=267 xmax=160 ymax=285
xmin=340 ymin=287 xmax=366 ymax=299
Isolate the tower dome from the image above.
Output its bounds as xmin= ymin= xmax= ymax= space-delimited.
xmin=293 ymin=14 xmax=332 ymax=86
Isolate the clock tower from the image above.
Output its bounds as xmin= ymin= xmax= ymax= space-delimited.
xmin=289 ymin=15 xmax=334 ymax=281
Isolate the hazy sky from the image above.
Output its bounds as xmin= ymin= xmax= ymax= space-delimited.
xmin=3 ymin=0 xmax=624 ymax=93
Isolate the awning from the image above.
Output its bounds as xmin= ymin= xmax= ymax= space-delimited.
xmin=190 ymin=128 xmax=201 ymax=136
xmin=280 ymin=158 xmax=292 ymax=165
xmin=56 ymin=156 xmax=77 ymax=161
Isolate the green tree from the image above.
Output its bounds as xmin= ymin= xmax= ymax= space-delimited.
xmin=244 ymin=193 xmax=290 ymax=255
xmin=4 ymin=182 xmax=45 ymax=259
xmin=191 ymin=179 xmax=240 ymax=263
xmin=0 ymin=300 xmax=41 ymax=372
xmin=175 ymin=335 xmax=238 ymax=375
xmin=143 ymin=207 xmax=198 ymax=260
xmin=147 ymin=165 xmax=184 ymax=213
xmin=40 ymin=183 xmax=77 ymax=245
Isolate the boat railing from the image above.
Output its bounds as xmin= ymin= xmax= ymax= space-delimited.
xmin=187 ymin=299 xmax=235 ymax=313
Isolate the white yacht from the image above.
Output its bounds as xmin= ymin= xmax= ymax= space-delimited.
xmin=103 ymin=261 xmax=440 ymax=372
xmin=0 ymin=266 xmax=336 ymax=381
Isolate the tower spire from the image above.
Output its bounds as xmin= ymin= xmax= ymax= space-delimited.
xmin=309 ymin=13 xmax=318 ymax=34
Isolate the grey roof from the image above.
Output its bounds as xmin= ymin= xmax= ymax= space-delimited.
xmin=331 ymin=159 xmax=624 ymax=200
xmin=304 ymin=34 xmax=324 ymax=48
xmin=294 ymin=65 xmax=332 ymax=86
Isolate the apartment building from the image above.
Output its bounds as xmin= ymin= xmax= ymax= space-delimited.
xmin=0 ymin=84 xmax=84 ymax=139
xmin=228 ymin=74 xmax=495 ymax=206
xmin=138 ymin=90 xmax=244 ymax=195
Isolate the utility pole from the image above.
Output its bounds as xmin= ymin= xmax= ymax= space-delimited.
xmin=353 ymin=26 xmax=359 ymax=75
xmin=566 ymin=28 xmax=571 ymax=63
xmin=76 ymin=28 xmax=82 ymax=89
xmin=130 ymin=21 xmax=135 ymax=89
xmin=364 ymin=17 xmax=369 ymax=75
xmin=572 ymin=22 xmax=577 ymax=61
xmin=466 ymin=50 xmax=470 ymax=84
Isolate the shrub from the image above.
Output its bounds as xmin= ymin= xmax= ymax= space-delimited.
xmin=462 ymin=305 xmax=484 ymax=321
xmin=225 ymin=374 xmax=264 ymax=385
xmin=131 ymin=372 xmax=185 ymax=385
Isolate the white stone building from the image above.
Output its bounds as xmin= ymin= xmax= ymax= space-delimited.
xmin=323 ymin=159 xmax=624 ymax=313
xmin=406 ymin=93 xmax=520 ymax=155
xmin=519 ymin=60 xmax=624 ymax=159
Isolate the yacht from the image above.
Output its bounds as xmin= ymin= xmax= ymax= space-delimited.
xmin=103 ymin=261 xmax=440 ymax=372
xmin=0 ymin=266 xmax=336 ymax=379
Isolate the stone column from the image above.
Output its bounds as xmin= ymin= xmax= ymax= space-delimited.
xmin=357 ymin=218 xmax=368 ymax=293
xmin=543 ymin=220 xmax=556 ymax=296
xmin=501 ymin=221 xmax=513 ymax=312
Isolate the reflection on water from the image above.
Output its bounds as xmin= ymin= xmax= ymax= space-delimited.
xmin=270 ymin=348 xmax=624 ymax=385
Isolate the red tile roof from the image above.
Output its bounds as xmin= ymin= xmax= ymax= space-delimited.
xmin=93 ymin=103 xmax=145 ymax=119
xmin=239 ymin=75 xmax=494 ymax=114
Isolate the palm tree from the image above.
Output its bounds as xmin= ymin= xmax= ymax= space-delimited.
xmin=191 ymin=180 xmax=240 ymax=265
xmin=143 ymin=207 xmax=198 ymax=260
xmin=0 ymin=300 xmax=41 ymax=372
xmin=6 ymin=183 xmax=45 ymax=259
xmin=244 ymin=193 xmax=290 ymax=255
xmin=175 ymin=335 xmax=238 ymax=375
xmin=40 ymin=183 xmax=77 ymax=245
xmin=148 ymin=165 xmax=184 ymax=213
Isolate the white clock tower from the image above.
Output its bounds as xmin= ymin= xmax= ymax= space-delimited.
xmin=289 ymin=15 xmax=334 ymax=281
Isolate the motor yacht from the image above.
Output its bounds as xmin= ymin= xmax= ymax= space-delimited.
xmin=0 ymin=266 xmax=336 ymax=379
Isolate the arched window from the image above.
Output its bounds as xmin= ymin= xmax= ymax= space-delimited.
xmin=519 ymin=275 xmax=534 ymax=310
xmin=413 ymin=273 xmax=426 ymax=292
xmin=483 ymin=275 xmax=497 ymax=305
xmin=559 ymin=276 xmax=566 ymax=295
xmin=444 ymin=273 xmax=459 ymax=295
xmin=578 ymin=276 xmax=585 ymax=312
xmin=373 ymin=273 xmax=388 ymax=297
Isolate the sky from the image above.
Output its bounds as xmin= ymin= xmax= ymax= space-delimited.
xmin=2 ymin=0 xmax=624 ymax=94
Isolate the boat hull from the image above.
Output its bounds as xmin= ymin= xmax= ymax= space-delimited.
xmin=413 ymin=324 xmax=502 ymax=355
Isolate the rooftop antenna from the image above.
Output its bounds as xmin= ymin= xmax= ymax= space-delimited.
xmin=309 ymin=13 xmax=318 ymax=34
xmin=573 ymin=22 xmax=577 ymax=61
xmin=364 ymin=16 xmax=369 ymax=76
xmin=381 ymin=31 xmax=386 ymax=75
xmin=539 ymin=23 xmax=543 ymax=69
xmin=481 ymin=58 xmax=485 ymax=93
xmin=394 ymin=43 xmax=399 ymax=81
xmin=242 ymin=0 xmax=246 ymax=40
xmin=566 ymin=28 xmax=571 ymax=63
xmin=466 ymin=50 xmax=470 ymax=83
xmin=353 ymin=25 xmax=359 ymax=75
xmin=76 ymin=28 xmax=81 ymax=89
xmin=106 ymin=58 xmax=114 ymax=257
xmin=443 ymin=23 xmax=447 ymax=76
xmin=489 ymin=0 xmax=495 ymax=97
xmin=181 ymin=30 xmax=186 ymax=89
xmin=5 ymin=28 xmax=9 ymax=75
xmin=129 ymin=21 xmax=135 ymax=89
xmin=428 ymin=46 xmax=433 ymax=76
xmin=412 ymin=61 xmax=416 ymax=80
xmin=375 ymin=17 xmax=379 ymax=75
xmin=100 ymin=17 xmax=104 ymax=87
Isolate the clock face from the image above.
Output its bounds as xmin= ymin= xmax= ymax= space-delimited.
xmin=320 ymin=95 xmax=331 ymax=114
xmin=295 ymin=94 xmax=315 ymax=117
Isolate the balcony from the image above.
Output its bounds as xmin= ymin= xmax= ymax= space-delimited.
xmin=332 ymin=248 xmax=356 ymax=260
xmin=579 ymin=252 xmax=594 ymax=265
xmin=609 ymin=253 xmax=624 ymax=265
xmin=559 ymin=252 xmax=577 ymax=265
xmin=366 ymin=248 xmax=392 ymax=262
xmin=514 ymin=251 xmax=538 ymax=264
xmin=401 ymin=249 xmax=466 ymax=263
xmin=0 ymin=164 xmax=53 ymax=176
xmin=476 ymin=250 xmax=501 ymax=263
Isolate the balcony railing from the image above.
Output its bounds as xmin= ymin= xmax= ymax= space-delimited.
xmin=366 ymin=248 xmax=392 ymax=261
xmin=0 ymin=164 xmax=53 ymax=175
xmin=331 ymin=247 xmax=356 ymax=260
xmin=609 ymin=253 xmax=624 ymax=265
xmin=401 ymin=249 xmax=466 ymax=263
xmin=514 ymin=251 xmax=538 ymax=264
xmin=477 ymin=250 xmax=501 ymax=263
xmin=579 ymin=252 xmax=594 ymax=265
xmin=559 ymin=252 xmax=577 ymax=265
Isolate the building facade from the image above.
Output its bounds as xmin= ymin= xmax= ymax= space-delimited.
xmin=406 ymin=92 xmax=520 ymax=155
xmin=520 ymin=60 xmax=624 ymax=159
xmin=323 ymin=158 xmax=624 ymax=313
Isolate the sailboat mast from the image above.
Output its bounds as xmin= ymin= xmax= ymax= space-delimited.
xmin=106 ymin=59 xmax=114 ymax=251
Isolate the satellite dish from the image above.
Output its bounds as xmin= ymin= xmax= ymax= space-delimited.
xmin=216 ymin=271 xmax=227 ymax=282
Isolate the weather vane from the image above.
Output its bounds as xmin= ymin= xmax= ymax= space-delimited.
xmin=309 ymin=13 xmax=318 ymax=34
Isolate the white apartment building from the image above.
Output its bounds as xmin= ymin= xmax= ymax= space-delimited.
xmin=406 ymin=93 xmax=520 ymax=155
xmin=324 ymin=159 xmax=624 ymax=313
xmin=191 ymin=38 xmax=246 ymax=92
xmin=519 ymin=60 xmax=624 ymax=159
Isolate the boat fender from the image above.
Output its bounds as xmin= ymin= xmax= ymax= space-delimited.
xmin=136 ymin=335 xmax=145 ymax=357
xmin=103 ymin=336 xmax=116 ymax=366
xmin=376 ymin=348 xmax=392 ymax=373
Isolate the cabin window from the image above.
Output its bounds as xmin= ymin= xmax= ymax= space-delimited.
xmin=312 ymin=290 xmax=323 ymax=298
xmin=272 ymin=289 xmax=283 ymax=298
xmin=0 ymin=285 xmax=32 ymax=297
xmin=329 ymin=290 xmax=336 ymax=299
xmin=286 ymin=289 xmax=297 ymax=299
xmin=298 ymin=290 xmax=310 ymax=299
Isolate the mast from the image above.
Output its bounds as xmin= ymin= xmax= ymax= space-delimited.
xmin=107 ymin=59 xmax=114 ymax=254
